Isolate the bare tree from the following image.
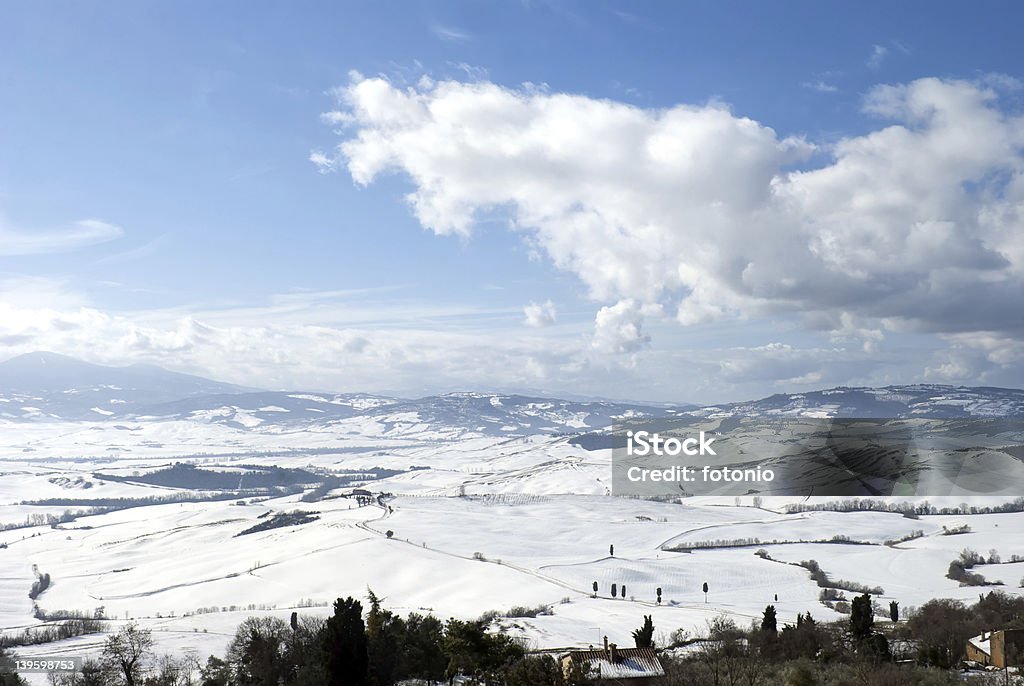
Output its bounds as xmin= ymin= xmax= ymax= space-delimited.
xmin=102 ymin=623 xmax=154 ymax=686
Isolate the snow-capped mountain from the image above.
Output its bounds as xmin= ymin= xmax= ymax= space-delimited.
xmin=0 ymin=351 xmax=252 ymax=420
xmin=700 ymin=385 xmax=1024 ymax=419
xmin=3 ymin=353 xmax=1024 ymax=429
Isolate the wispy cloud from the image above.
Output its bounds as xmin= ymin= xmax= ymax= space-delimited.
xmin=802 ymin=80 xmax=839 ymax=93
xmin=430 ymin=23 xmax=473 ymax=42
xmin=609 ymin=8 xmax=660 ymax=32
xmin=92 ymin=234 xmax=168 ymax=266
xmin=867 ymin=44 xmax=888 ymax=69
xmin=0 ymin=217 xmax=123 ymax=256
xmin=449 ymin=62 xmax=489 ymax=81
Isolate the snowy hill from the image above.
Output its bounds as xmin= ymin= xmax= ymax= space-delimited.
xmin=0 ymin=354 xmax=685 ymax=433
xmin=0 ymin=352 xmax=252 ymax=421
xmin=698 ymin=384 xmax=1024 ymax=419
xmin=1 ymin=354 xmax=1024 ymax=672
xmin=4 ymin=353 xmax=1024 ymax=430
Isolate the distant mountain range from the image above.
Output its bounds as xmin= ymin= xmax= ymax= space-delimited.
xmin=696 ymin=385 xmax=1024 ymax=420
xmin=2 ymin=352 xmax=1023 ymax=431
xmin=0 ymin=351 xmax=252 ymax=420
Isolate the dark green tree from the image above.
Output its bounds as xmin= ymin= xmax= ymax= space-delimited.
xmin=366 ymin=590 xmax=407 ymax=686
xmin=322 ymin=597 xmax=368 ymax=686
xmin=779 ymin=613 xmax=820 ymax=661
xmin=865 ymin=633 xmax=891 ymax=662
xmin=850 ymin=594 xmax=874 ymax=641
xmin=501 ymin=655 xmax=563 ymax=686
xmin=632 ymin=615 xmax=655 ymax=648
xmin=888 ymin=600 xmax=899 ymax=623
xmin=443 ymin=619 xmax=523 ymax=681
xmin=761 ymin=604 xmax=777 ymax=634
xmin=401 ymin=613 xmax=446 ymax=682
xmin=199 ymin=656 xmax=232 ymax=686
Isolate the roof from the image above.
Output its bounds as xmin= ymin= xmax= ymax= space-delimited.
xmin=968 ymin=634 xmax=992 ymax=656
xmin=564 ymin=647 xmax=665 ymax=680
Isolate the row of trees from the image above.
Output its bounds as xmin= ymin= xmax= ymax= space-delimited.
xmin=657 ymin=592 xmax=1024 ymax=686
xmin=785 ymin=497 xmax=1024 ymax=516
xmin=13 ymin=588 xmax=1024 ymax=685
xmin=37 ymin=592 xmax=536 ymax=686
xmin=742 ymin=589 xmax=1024 ymax=671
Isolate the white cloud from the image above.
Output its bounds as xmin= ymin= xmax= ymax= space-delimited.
xmin=0 ymin=217 xmax=123 ymax=256
xmin=802 ymin=80 xmax=839 ymax=93
xmin=523 ymin=300 xmax=557 ymax=327
xmin=4 ymin=280 xmax=1015 ymax=401
xmin=592 ymin=300 xmax=649 ymax=354
xmin=450 ymin=62 xmax=489 ymax=81
xmin=314 ymin=74 xmax=1024 ymax=368
xmin=867 ymin=44 xmax=888 ymax=69
xmin=430 ymin=24 xmax=472 ymax=42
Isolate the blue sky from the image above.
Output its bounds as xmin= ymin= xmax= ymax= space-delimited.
xmin=2 ymin=1 xmax=1024 ymax=402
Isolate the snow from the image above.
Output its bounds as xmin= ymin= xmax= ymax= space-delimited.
xmin=0 ymin=406 xmax=1022 ymax=672
xmin=576 ymin=652 xmax=664 ymax=680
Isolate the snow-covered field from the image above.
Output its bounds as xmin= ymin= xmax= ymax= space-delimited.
xmin=1 ymin=411 xmax=1023 ymax=676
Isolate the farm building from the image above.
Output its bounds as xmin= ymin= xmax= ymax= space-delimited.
xmin=562 ymin=637 xmax=665 ymax=685
xmin=966 ymin=629 xmax=1024 ymax=668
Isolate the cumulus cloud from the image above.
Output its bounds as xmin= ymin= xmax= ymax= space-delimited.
xmin=313 ymin=74 xmax=1024 ymax=367
xmin=523 ymin=300 xmax=557 ymax=327
xmin=0 ymin=217 xmax=123 ymax=256
xmin=592 ymin=300 xmax=650 ymax=354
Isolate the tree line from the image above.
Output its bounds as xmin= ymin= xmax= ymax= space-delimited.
xmin=6 ymin=588 xmax=1024 ymax=685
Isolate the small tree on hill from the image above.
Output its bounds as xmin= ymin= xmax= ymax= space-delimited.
xmin=632 ymin=615 xmax=655 ymax=648
xmin=889 ymin=600 xmax=899 ymax=623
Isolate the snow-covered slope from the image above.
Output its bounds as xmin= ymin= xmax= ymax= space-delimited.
xmin=702 ymin=384 xmax=1024 ymax=419
xmin=2 ymin=354 xmax=1024 ymax=672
